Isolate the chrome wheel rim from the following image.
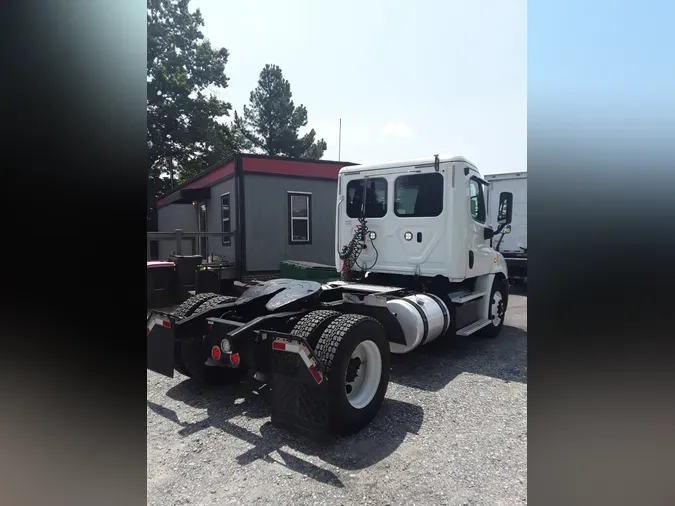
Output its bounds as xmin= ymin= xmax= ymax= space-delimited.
xmin=344 ymin=340 xmax=382 ymax=409
xmin=491 ymin=291 xmax=505 ymax=326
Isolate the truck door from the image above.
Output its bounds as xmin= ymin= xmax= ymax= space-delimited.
xmin=465 ymin=174 xmax=494 ymax=277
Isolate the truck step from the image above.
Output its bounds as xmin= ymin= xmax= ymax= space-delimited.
xmin=450 ymin=291 xmax=486 ymax=304
xmin=456 ymin=318 xmax=491 ymax=336
xmin=341 ymin=283 xmax=404 ymax=294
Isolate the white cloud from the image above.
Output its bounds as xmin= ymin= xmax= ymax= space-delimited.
xmin=381 ymin=122 xmax=414 ymax=139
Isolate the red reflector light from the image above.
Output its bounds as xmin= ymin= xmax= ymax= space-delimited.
xmin=308 ymin=364 xmax=322 ymax=384
xmin=208 ymin=324 xmax=213 ymax=332
xmin=230 ymin=353 xmax=240 ymax=366
xmin=272 ymin=341 xmax=286 ymax=351
xmin=146 ymin=328 xmax=150 ymax=335
xmin=162 ymin=320 xmax=171 ymax=328
xmin=211 ymin=346 xmax=221 ymax=360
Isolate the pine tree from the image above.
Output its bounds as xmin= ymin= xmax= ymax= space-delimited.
xmin=236 ymin=64 xmax=327 ymax=159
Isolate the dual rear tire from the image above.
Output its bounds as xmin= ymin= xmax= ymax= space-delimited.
xmin=171 ymin=303 xmax=390 ymax=434
xmin=171 ymin=300 xmax=391 ymax=434
xmin=291 ymin=311 xmax=390 ymax=436
xmin=168 ymin=281 xmax=504 ymax=431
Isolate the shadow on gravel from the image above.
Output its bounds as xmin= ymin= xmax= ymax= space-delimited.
xmin=147 ymin=379 xmax=423 ymax=488
xmin=389 ymin=324 xmax=527 ymax=391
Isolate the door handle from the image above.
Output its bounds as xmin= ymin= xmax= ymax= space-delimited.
xmin=416 ymin=232 xmax=422 ymax=243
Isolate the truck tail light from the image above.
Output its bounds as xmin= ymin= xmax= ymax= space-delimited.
xmin=211 ymin=346 xmax=221 ymax=360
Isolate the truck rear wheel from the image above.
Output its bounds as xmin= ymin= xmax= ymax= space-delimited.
xmin=290 ymin=310 xmax=342 ymax=348
xmin=173 ymin=293 xmax=219 ymax=319
xmin=177 ymin=295 xmax=245 ymax=385
xmin=192 ymin=295 xmax=238 ymax=316
xmin=171 ymin=293 xmax=224 ymax=378
xmin=314 ymin=314 xmax=390 ymax=435
xmin=171 ymin=293 xmax=215 ymax=377
xmin=478 ymin=277 xmax=508 ymax=339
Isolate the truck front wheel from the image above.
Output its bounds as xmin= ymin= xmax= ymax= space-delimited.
xmin=314 ymin=314 xmax=390 ymax=435
xmin=478 ymin=277 xmax=508 ymax=339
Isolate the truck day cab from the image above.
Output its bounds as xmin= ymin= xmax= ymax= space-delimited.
xmin=147 ymin=155 xmax=514 ymax=437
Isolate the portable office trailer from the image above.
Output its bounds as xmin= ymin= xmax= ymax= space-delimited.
xmin=155 ymin=154 xmax=356 ymax=280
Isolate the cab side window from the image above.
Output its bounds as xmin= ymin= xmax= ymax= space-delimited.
xmin=469 ymin=179 xmax=486 ymax=223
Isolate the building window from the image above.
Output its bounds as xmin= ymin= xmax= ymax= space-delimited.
xmin=346 ymin=178 xmax=387 ymax=218
xmin=221 ymin=193 xmax=231 ymax=246
xmin=469 ymin=179 xmax=486 ymax=223
xmin=394 ymin=172 xmax=444 ymax=217
xmin=288 ymin=192 xmax=312 ymax=244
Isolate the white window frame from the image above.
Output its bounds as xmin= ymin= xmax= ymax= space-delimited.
xmin=288 ymin=191 xmax=312 ymax=244
xmin=220 ymin=193 xmax=231 ymax=246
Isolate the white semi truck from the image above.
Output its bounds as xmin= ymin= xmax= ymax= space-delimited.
xmin=147 ymin=155 xmax=515 ymax=437
xmin=485 ymin=171 xmax=527 ymax=285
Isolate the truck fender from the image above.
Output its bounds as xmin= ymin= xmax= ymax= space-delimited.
xmin=475 ymin=259 xmax=508 ymax=320
xmin=474 ymin=274 xmax=495 ymax=320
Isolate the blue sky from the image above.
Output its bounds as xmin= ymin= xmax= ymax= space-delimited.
xmin=529 ymin=0 xmax=675 ymax=121
xmin=191 ymin=0 xmax=526 ymax=174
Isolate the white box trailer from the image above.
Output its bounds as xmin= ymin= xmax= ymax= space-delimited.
xmin=485 ymin=171 xmax=527 ymax=284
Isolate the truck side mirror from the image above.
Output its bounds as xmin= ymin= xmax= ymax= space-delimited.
xmin=497 ymin=192 xmax=513 ymax=225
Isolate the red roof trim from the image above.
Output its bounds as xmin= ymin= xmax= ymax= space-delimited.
xmin=157 ymin=160 xmax=235 ymax=208
xmin=157 ymin=155 xmax=355 ymax=208
xmin=184 ymin=161 xmax=235 ymax=189
xmin=242 ymin=157 xmax=344 ymax=179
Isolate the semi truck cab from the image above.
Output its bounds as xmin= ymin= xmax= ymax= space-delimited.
xmin=336 ymin=155 xmax=512 ymax=283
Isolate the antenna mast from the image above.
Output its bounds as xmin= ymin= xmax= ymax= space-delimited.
xmin=338 ymin=118 xmax=342 ymax=161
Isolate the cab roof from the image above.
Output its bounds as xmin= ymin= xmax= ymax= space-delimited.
xmin=338 ymin=155 xmax=476 ymax=175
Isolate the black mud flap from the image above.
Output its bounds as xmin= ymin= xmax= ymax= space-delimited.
xmin=262 ymin=331 xmax=332 ymax=441
xmin=147 ymin=321 xmax=176 ymax=378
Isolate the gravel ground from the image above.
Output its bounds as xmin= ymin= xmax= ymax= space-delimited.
xmin=147 ymin=291 xmax=527 ymax=506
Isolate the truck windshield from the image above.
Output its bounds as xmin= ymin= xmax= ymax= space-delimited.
xmin=394 ymin=172 xmax=444 ymax=217
xmin=346 ymin=178 xmax=387 ymax=218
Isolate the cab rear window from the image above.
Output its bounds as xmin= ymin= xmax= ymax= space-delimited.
xmin=394 ymin=173 xmax=444 ymax=217
xmin=346 ymin=178 xmax=387 ymax=218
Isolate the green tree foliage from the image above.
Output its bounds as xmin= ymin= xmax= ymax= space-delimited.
xmin=147 ymin=0 xmax=237 ymax=226
xmin=235 ymin=64 xmax=327 ymax=159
